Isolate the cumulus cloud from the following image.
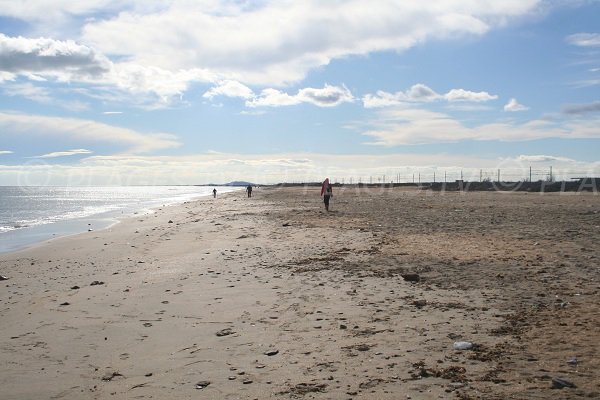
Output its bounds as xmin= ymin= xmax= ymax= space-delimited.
xmin=0 ymin=34 xmax=218 ymax=106
xmin=203 ymin=80 xmax=254 ymax=100
xmin=0 ymin=2 xmax=545 ymax=103
xmin=246 ymin=88 xmax=300 ymax=107
xmin=363 ymin=84 xmax=497 ymax=108
xmin=246 ymin=84 xmax=354 ymax=108
xmin=296 ymin=85 xmax=354 ymax=107
xmin=77 ymin=1 xmax=541 ymax=86
xmin=444 ymin=89 xmax=498 ymax=102
xmin=562 ymin=101 xmax=600 ymax=115
xmin=504 ymin=98 xmax=529 ymax=112
xmin=0 ymin=112 xmax=180 ymax=153
xmin=0 ymin=34 xmax=110 ymax=79
xmin=566 ymin=32 xmax=600 ymax=47
xmin=35 ymin=149 xmax=93 ymax=158
xmin=360 ymin=107 xmax=600 ymax=146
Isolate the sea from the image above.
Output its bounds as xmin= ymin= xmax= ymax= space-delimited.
xmin=0 ymin=186 xmax=239 ymax=253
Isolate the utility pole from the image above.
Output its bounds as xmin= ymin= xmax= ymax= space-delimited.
xmin=444 ymin=171 xmax=447 ymax=183
xmin=480 ymin=169 xmax=482 ymax=182
xmin=550 ymin=166 xmax=553 ymax=182
xmin=529 ymin=166 xmax=532 ymax=182
xmin=433 ymin=171 xmax=436 ymax=183
xmin=497 ymin=169 xmax=500 ymax=182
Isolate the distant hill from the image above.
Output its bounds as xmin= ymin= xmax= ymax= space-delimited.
xmin=224 ymin=181 xmax=254 ymax=187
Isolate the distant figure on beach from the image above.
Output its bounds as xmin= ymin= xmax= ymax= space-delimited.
xmin=321 ymin=178 xmax=333 ymax=211
xmin=246 ymin=185 xmax=253 ymax=198
xmin=213 ymin=188 xmax=217 ymax=198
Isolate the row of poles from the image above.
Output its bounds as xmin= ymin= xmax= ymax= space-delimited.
xmin=328 ymin=166 xmax=558 ymax=185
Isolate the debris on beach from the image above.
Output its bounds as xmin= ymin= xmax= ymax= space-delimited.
xmin=216 ymin=328 xmax=235 ymax=337
xmin=410 ymin=361 xmax=467 ymax=381
xmin=401 ymin=273 xmax=420 ymax=282
xmin=453 ymin=341 xmax=474 ymax=350
xmin=412 ymin=299 xmax=427 ymax=308
xmin=264 ymin=349 xmax=279 ymax=356
xmin=288 ymin=383 xmax=327 ymax=395
xmin=0 ymin=275 xmax=9 ymax=281
xmin=195 ymin=380 xmax=211 ymax=389
xmin=102 ymin=371 xmax=123 ymax=381
xmin=551 ymin=377 xmax=576 ymax=389
xmin=70 ymin=285 xmax=80 ymax=290
xmin=90 ymin=280 xmax=104 ymax=286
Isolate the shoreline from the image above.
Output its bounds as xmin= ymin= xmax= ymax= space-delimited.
xmin=0 ymin=186 xmax=242 ymax=254
xmin=1 ymin=187 xmax=598 ymax=399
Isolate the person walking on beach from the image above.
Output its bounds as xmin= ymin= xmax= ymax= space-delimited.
xmin=321 ymin=178 xmax=333 ymax=211
xmin=246 ymin=185 xmax=253 ymax=198
xmin=213 ymin=188 xmax=217 ymax=198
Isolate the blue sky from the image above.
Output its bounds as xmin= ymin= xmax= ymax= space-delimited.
xmin=0 ymin=0 xmax=599 ymax=185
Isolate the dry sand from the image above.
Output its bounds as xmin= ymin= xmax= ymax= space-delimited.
xmin=1 ymin=186 xmax=599 ymax=399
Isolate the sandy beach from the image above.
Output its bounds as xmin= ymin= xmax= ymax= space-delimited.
xmin=1 ymin=186 xmax=599 ymax=399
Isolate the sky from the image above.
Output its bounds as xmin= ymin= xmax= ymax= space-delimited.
xmin=0 ymin=0 xmax=599 ymax=185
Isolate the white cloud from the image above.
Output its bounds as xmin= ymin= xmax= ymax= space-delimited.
xmin=246 ymin=84 xmax=354 ymax=108
xmin=504 ymin=98 xmax=529 ymax=112
xmin=0 ymin=34 xmax=218 ymax=107
xmin=363 ymin=84 xmax=497 ymax=108
xmin=203 ymin=80 xmax=255 ymax=100
xmin=517 ymin=154 xmax=576 ymax=163
xmin=296 ymin=85 xmax=354 ymax=107
xmin=76 ymin=1 xmax=541 ymax=86
xmin=0 ymin=2 xmax=544 ymax=102
xmin=2 ymin=82 xmax=52 ymax=103
xmin=247 ymin=88 xmax=300 ymax=107
xmin=566 ymin=32 xmax=600 ymax=47
xmin=444 ymin=89 xmax=498 ymax=102
xmin=35 ymin=149 xmax=93 ymax=158
xmin=0 ymin=150 xmax=13 ymax=155
xmin=0 ymin=112 xmax=180 ymax=153
xmin=103 ymin=111 xmax=123 ymax=115
xmin=363 ymin=84 xmax=440 ymax=108
xmin=360 ymin=107 xmax=600 ymax=146
xmin=1 ymin=82 xmax=91 ymax=111
xmin=0 ymin=33 xmax=111 ymax=79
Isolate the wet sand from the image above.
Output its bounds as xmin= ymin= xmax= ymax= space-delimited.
xmin=1 ymin=186 xmax=599 ymax=399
